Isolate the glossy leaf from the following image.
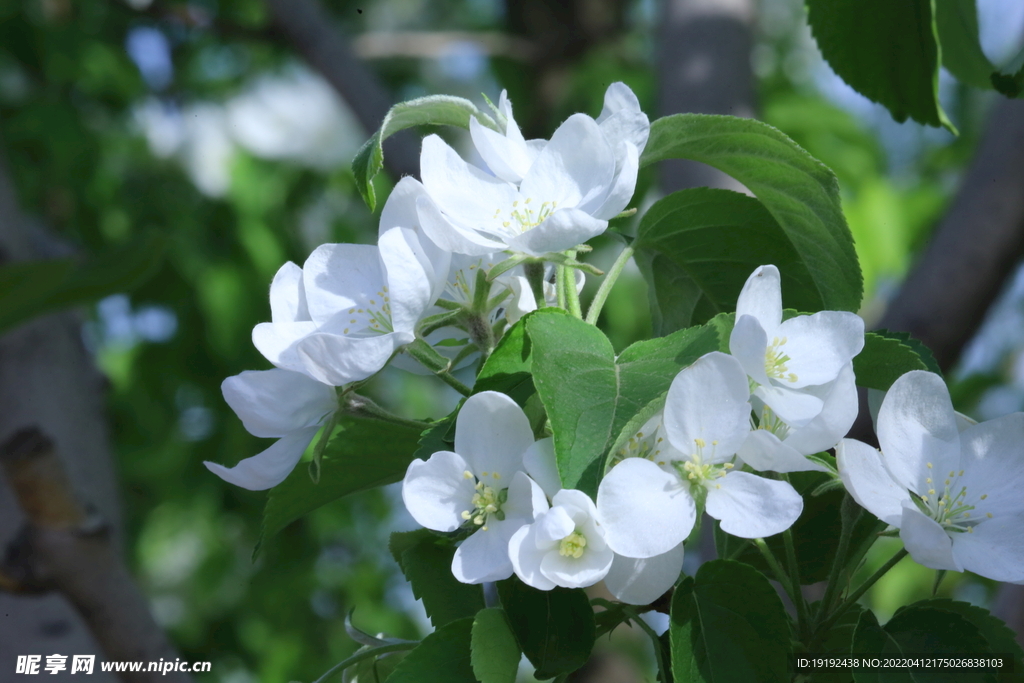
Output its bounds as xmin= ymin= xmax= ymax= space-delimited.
xmin=389 ymin=530 xmax=485 ymax=629
xmin=854 ymin=331 xmax=941 ymax=391
xmin=470 ymin=608 xmax=521 ymax=683
xmin=385 ymin=617 xmax=476 ymax=683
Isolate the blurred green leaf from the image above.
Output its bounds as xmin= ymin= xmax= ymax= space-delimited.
xmin=805 ymin=0 xmax=955 ymax=132
xmin=910 ymin=599 xmax=1024 ymax=683
xmin=854 ymin=331 xmax=941 ymax=391
xmin=670 ymin=560 xmax=791 ymax=683
xmin=352 ymin=95 xmax=498 ymax=211
xmin=634 ymin=188 xmax=823 ymax=333
xmin=640 ymin=114 xmax=863 ymax=315
xmin=385 ymin=617 xmax=476 ymax=683
xmin=388 ymin=530 xmax=485 ymax=629
xmin=0 ymin=231 xmax=165 ymax=333
xmin=470 ymin=608 xmax=520 ymax=683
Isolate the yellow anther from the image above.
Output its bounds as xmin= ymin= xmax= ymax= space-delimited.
xmin=926 ymin=478 xmax=932 ymax=484
xmin=462 ymin=511 xmax=472 ymax=520
xmin=981 ymin=494 xmax=988 ymax=500
xmin=987 ymin=512 xmax=994 ymax=518
xmin=929 ymin=489 xmax=936 ymax=495
xmin=927 ymin=463 xmax=933 ymax=469
xmin=694 ymin=438 xmax=706 ymax=448
xmin=559 ymin=531 xmax=587 ymax=559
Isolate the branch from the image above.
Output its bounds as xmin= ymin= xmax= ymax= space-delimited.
xmin=0 ymin=429 xmax=193 ymax=683
xmin=262 ymin=0 xmax=420 ymax=181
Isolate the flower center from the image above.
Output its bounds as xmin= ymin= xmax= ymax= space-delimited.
xmin=460 ymin=471 xmax=506 ymax=531
xmin=765 ymin=336 xmax=798 ymax=383
xmin=493 ymin=197 xmax=558 ymax=235
xmin=753 ymin=404 xmax=790 ymax=440
xmin=914 ymin=463 xmax=992 ymax=533
xmin=673 ymin=438 xmax=733 ymax=489
xmin=559 ymin=531 xmax=587 ymax=559
xmin=342 ymin=286 xmax=393 ymax=336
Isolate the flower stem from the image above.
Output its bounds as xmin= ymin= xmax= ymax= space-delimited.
xmin=561 ymin=250 xmax=583 ymax=318
xmin=585 ymin=245 xmax=633 ymax=325
xmin=344 ymin=394 xmax=432 ymax=431
xmin=818 ymin=493 xmax=860 ymax=621
xmin=783 ymin=527 xmax=811 ymax=641
xmin=310 ymin=640 xmax=419 ymax=683
xmin=754 ymin=538 xmax=800 ymax=611
xmin=817 ymin=548 xmax=909 ymax=635
xmin=405 ymin=339 xmax=473 ymax=396
xmin=523 ymin=261 xmax=547 ymax=309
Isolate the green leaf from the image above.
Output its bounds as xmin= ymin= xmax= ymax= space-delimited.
xmin=497 ymin=577 xmax=595 ymax=679
xmin=805 ymin=0 xmax=955 ymax=132
xmin=895 ymin=599 xmax=1024 ymax=683
xmin=388 ymin=530 xmax=485 ymax=629
xmin=474 ymin=316 xmax=534 ymax=403
xmin=633 ymin=188 xmax=824 ymax=331
xmin=851 ymin=605 xmax=993 ymax=683
xmin=471 ymin=608 xmax=521 ymax=683
xmin=670 ymin=559 xmax=791 ymax=683
xmin=640 ymin=114 xmax=862 ymax=317
xmin=935 ymin=0 xmax=998 ymax=89
xmin=385 ymin=617 xmax=476 ymax=683
xmin=257 ymin=415 xmax=422 ymax=556
xmin=806 ymin=603 xmax=867 ymax=683
xmin=0 ymin=230 xmax=166 ymax=333
xmin=854 ymin=331 xmax=941 ymax=391
xmin=526 ymin=310 xmax=719 ymax=496
xmin=714 ymin=470 xmax=879 ymax=583
xmin=991 ymin=47 xmax=1024 ymax=98
xmin=343 ymin=649 xmax=407 ymax=683
xmin=412 ymin=414 xmax=458 ymax=462
xmin=352 ymin=95 xmax=498 ymax=211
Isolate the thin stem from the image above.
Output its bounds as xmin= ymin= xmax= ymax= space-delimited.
xmin=783 ymin=527 xmax=810 ymax=640
xmin=523 ymin=261 xmax=547 ymax=309
xmin=405 ymin=339 xmax=474 ymax=396
xmin=818 ymin=493 xmax=860 ymax=622
xmin=623 ymin=605 xmax=670 ymax=683
xmin=344 ymin=394 xmax=432 ymax=431
xmin=311 ymin=641 xmax=418 ymax=683
xmin=585 ymin=245 xmax=633 ymax=325
xmin=561 ymin=250 xmax=583 ymax=318
xmin=754 ymin=538 xmax=799 ymax=610
xmin=556 ymin=263 xmax=568 ymax=309
xmin=818 ymin=548 xmax=909 ymax=635
xmin=434 ymin=370 xmax=473 ymax=396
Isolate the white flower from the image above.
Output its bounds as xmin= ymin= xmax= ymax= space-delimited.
xmin=604 ymin=544 xmax=686 ymax=606
xmin=251 ymin=261 xmax=319 ymax=377
xmin=508 ymin=489 xmax=614 ymax=590
xmin=597 ymin=352 xmax=804 ymax=559
xmin=293 ymin=224 xmax=450 ymax=386
xmin=402 ymin=391 xmax=547 ymax=583
xmin=837 ymin=370 xmax=1024 ymax=582
xmin=737 ymin=363 xmax=858 ymax=473
xmin=417 ymin=83 xmax=648 ymax=258
xmin=729 ymin=265 xmax=864 ymax=427
xmin=205 ymin=369 xmax=338 ymax=490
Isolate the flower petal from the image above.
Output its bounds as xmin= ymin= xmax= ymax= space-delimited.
xmin=836 ymin=438 xmax=909 ymax=526
xmin=899 ymin=503 xmax=961 ymax=571
xmin=540 ymin=541 xmax=614 ymax=588
xmin=296 ymin=331 xmax=403 ymax=386
xmin=735 ymin=265 xmax=782 ymax=334
xmin=730 ymin=314 xmax=771 ymax=386
xmin=590 ymin=142 xmax=639 ymax=220
xmin=596 ymin=82 xmax=650 ymax=154
xmin=958 ymin=413 xmax=1024 ymax=517
xmin=604 ymin=543 xmax=685 ymax=606
xmin=737 ymin=429 xmax=829 ymax=474
xmin=705 ymin=471 xmax=803 ymax=538
xmin=452 ymin=517 xmax=521 ymax=583
xmin=952 ymin=514 xmax=1024 ymax=582
xmin=379 ymin=226 xmax=450 ymax=332
xmin=753 ymin=384 xmax=825 ymax=428
xmin=509 ymin=524 xmax=558 ymax=590
xmin=416 ymin=193 xmax=505 ymax=256
xmin=505 ymin=208 xmax=608 ymax=257
xmin=455 ymin=391 xmax=534 ymax=481
xmin=876 ymin=371 xmax=960 ymax=494
xmin=252 ymin=321 xmax=320 ymax=375
xmin=597 ymin=458 xmax=695 ymax=558
xmin=269 ymin=261 xmax=309 ymax=323
xmin=402 ymin=450 xmax=476 ymax=532
xmin=534 ymin=505 xmax=577 ymax=544
xmin=222 ymin=369 xmax=336 ymax=438
xmin=204 ymin=426 xmax=319 ymax=491
xmin=520 ymin=113 xmax=615 ymax=211
xmin=663 ymin=352 xmax=752 ymax=460
xmin=501 ymin=470 xmax=549 ymax=524
xmin=303 ymin=243 xmax=385 ymax=326
xmin=774 ymin=311 xmax=865 ymax=389
xmin=379 ymin=176 xmax=424 ymax=235
xmin=782 ymin=363 xmax=859 ymax=454
xmin=470 ymin=114 xmax=534 ymax=184
xmin=523 ymin=437 xmax=562 ymax=499
xmin=420 ymin=134 xmax=518 ymax=231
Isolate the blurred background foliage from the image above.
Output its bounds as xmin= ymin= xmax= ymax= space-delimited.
xmin=1 ymin=0 xmax=1023 ymax=680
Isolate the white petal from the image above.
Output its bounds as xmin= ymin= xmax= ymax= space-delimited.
xmin=737 ymin=429 xmax=828 ymax=473
xmin=455 ymin=391 xmax=534 ymax=481
xmin=509 ymin=524 xmax=558 ymax=590
xmin=597 ymin=458 xmax=695 ymax=558
xmin=296 ymin=331 xmax=403 ymax=386
xmin=836 ymin=438 xmax=909 ymax=526
xmin=534 ymin=506 xmax=577 ymax=544
xmin=753 ymin=384 xmax=825 ymax=428
xmin=379 ymin=176 xmax=425 ymax=235
xmin=416 ymin=193 xmax=505 ymax=256
xmin=503 ymin=275 xmax=537 ymax=326
xmin=252 ymin=321 xmax=319 ymax=374
xmin=590 ymin=142 xmax=639 ymax=220
xmin=663 ymin=352 xmax=752 ymax=460
xmin=402 ymin=451 xmax=476 ymax=533
xmin=303 ymin=243 xmax=385 ymax=326
xmin=596 ymin=82 xmax=649 ymax=153
xmin=505 ymin=208 xmax=608 ymax=257
xmin=899 ymin=503 xmax=961 ymax=571
xmin=552 ymin=489 xmax=600 ymax=522
xmin=204 ymin=426 xmax=319 ymax=491
xmin=952 ymin=514 xmax=1024 ymax=582
xmin=222 ymin=369 xmax=336 ymax=438
xmin=420 ymin=134 xmax=518 ymax=231
xmin=705 ymin=471 xmax=803 ymax=538
xmin=774 ymin=312 xmax=865 ymax=388
xmin=269 ymin=261 xmax=310 ymax=323
xmin=876 ymin=371 xmax=960 ymax=494
xmin=729 ymin=314 xmax=771 ymax=386
xmin=958 ymin=414 xmax=1024 ymax=517
xmin=782 ymin=363 xmax=859 ymax=454
xmin=520 ymin=114 xmax=616 ymax=211
xmin=523 ymin=437 xmax=562 ymax=499
xmin=452 ymin=523 xmax=517 ymax=583
xmin=735 ymin=265 xmax=782 ymax=334
xmin=604 ymin=543 xmax=685 ymax=606
xmin=501 ymin=470 xmax=549 ymax=524
xmin=540 ymin=542 xmax=614 ymax=589
xmin=379 ymin=226 xmax=450 ymax=332
xmin=470 ymin=114 xmax=533 ymax=184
